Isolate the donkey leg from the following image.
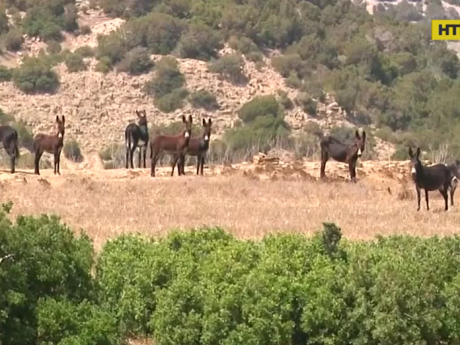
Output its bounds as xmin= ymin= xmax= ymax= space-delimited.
xmin=200 ymin=157 xmax=205 ymax=176
xmin=57 ymin=150 xmax=62 ymax=175
xmin=348 ymin=162 xmax=357 ymax=183
xmin=151 ymin=153 xmax=160 ymax=177
xmin=138 ymin=147 xmax=142 ymax=169
xmin=129 ymin=147 xmax=136 ymax=169
xmin=441 ymin=189 xmax=449 ymax=211
xmin=171 ymin=155 xmax=179 ymax=177
xmin=125 ymin=147 xmax=129 ymax=169
xmin=142 ymin=147 xmax=147 ymax=169
xmin=320 ymin=150 xmax=328 ymax=179
xmin=196 ymin=155 xmax=201 ymax=175
xmin=34 ymin=151 xmax=43 ymax=175
xmin=416 ymin=187 xmax=421 ymax=211
xmin=6 ymin=146 xmax=16 ymax=174
xmin=425 ymin=189 xmax=430 ymax=211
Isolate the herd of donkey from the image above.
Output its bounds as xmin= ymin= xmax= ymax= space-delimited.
xmin=0 ymin=109 xmax=458 ymax=211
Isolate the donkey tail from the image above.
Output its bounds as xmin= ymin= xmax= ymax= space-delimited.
xmin=14 ymin=143 xmax=19 ymax=159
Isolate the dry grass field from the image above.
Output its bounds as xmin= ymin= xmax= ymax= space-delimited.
xmin=0 ymin=158 xmax=458 ymax=250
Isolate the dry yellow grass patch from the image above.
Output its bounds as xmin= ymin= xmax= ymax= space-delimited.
xmin=0 ymin=160 xmax=458 ymax=250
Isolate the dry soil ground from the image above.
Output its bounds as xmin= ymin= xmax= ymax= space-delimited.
xmin=0 ymin=159 xmax=458 ymax=250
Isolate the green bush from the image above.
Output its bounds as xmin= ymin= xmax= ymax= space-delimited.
xmin=65 ymin=53 xmax=87 ymax=73
xmin=74 ymin=45 xmax=95 ymax=58
xmin=189 ymin=89 xmax=219 ymax=110
xmin=178 ymin=23 xmax=223 ymax=61
xmin=95 ymin=56 xmax=113 ymax=74
xmin=0 ymin=66 xmax=13 ymax=82
xmin=117 ymin=46 xmax=153 ymax=75
xmin=13 ymin=56 xmax=60 ymax=94
xmin=79 ymin=24 xmax=92 ymax=35
xmin=208 ymin=53 xmax=247 ymax=84
xmin=63 ymin=140 xmax=83 ymax=162
xmin=13 ymin=119 xmax=34 ymax=150
xmin=238 ymin=95 xmax=281 ymax=124
xmin=46 ymin=40 xmax=62 ymax=54
xmin=154 ymin=88 xmax=189 ymax=113
xmin=143 ymin=56 xmax=185 ymax=98
xmin=5 ymin=200 xmax=460 ymax=345
xmin=0 ymin=205 xmax=96 ymax=344
xmin=295 ymin=92 xmax=318 ymax=116
xmin=4 ymin=27 xmax=24 ymax=52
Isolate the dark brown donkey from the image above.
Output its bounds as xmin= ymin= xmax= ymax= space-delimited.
xmin=317 ymin=129 xmax=366 ymax=183
xmin=33 ymin=115 xmax=65 ymax=175
xmin=174 ymin=118 xmax=212 ymax=176
xmin=408 ymin=147 xmax=454 ymax=211
xmin=0 ymin=125 xmax=19 ymax=173
xmin=125 ymin=109 xmax=149 ymax=169
xmin=446 ymin=159 xmax=460 ymax=208
xmin=149 ymin=115 xmax=193 ymax=177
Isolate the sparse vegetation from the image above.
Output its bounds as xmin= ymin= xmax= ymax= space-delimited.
xmin=12 ymin=56 xmax=60 ymax=94
xmin=208 ymin=53 xmax=247 ymax=84
xmin=65 ymin=52 xmax=87 ymax=73
xmin=63 ymin=140 xmax=83 ymax=162
xmin=189 ymin=89 xmax=219 ymax=111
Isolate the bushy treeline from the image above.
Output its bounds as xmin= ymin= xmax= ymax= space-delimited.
xmin=86 ymin=0 xmax=460 ymax=159
xmin=3 ymin=202 xmax=460 ymax=344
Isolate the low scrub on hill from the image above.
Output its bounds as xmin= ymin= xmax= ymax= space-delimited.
xmin=3 ymin=201 xmax=460 ymax=344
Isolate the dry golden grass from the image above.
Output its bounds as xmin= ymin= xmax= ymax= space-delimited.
xmin=0 ymin=159 xmax=459 ymax=250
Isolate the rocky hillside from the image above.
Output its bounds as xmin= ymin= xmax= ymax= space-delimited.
xmin=2 ymin=0 xmax=460 ymax=165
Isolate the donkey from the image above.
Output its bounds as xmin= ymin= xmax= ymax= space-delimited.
xmin=173 ymin=118 xmax=212 ymax=176
xmin=33 ymin=115 xmax=65 ymax=176
xmin=408 ymin=147 xmax=454 ymax=211
xmin=125 ymin=109 xmax=149 ymax=169
xmin=0 ymin=125 xmax=19 ymax=173
xmin=149 ymin=115 xmax=193 ymax=177
xmin=445 ymin=159 xmax=460 ymax=208
xmin=317 ymin=129 xmax=366 ymax=183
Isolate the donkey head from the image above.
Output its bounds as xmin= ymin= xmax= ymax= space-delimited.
xmin=55 ymin=115 xmax=65 ymax=139
xmin=181 ymin=115 xmax=193 ymax=139
xmin=135 ymin=109 xmax=147 ymax=127
xmin=202 ymin=118 xmax=212 ymax=143
xmin=354 ymin=130 xmax=366 ymax=158
xmin=408 ymin=147 xmax=422 ymax=177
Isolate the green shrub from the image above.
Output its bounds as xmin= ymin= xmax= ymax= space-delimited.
xmin=295 ymin=92 xmax=318 ymax=116
xmin=13 ymin=119 xmax=34 ymax=150
xmin=4 ymin=27 xmax=24 ymax=51
xmin=95 ymin=56 xmax=113 ymax=74
xmin=0 ymin=66 xmax=13 ymax=82
xmin=46 ymin=40 xmax=62 ymax=54
xmin=208 ymin=53 xmax=247 ymax=84
xmin=189 ymin=89 xmax=219 ymax=110
xmin=143 ymin=56 xmax=185 ymax=98
xmin=63 ymin=140 xmax=83 ymax=162
xmin=238 ymin=95 xmax=281 ymax=124
xmin=99 ymin=143 xmax=124 ymax=169
xmin=178 ymin=23 xmax=223 ymax=61
xmin=74 ymin=45 xmax=95 ymax=58
xmin=0 ymin=205 xmax=95 ymax=344
xmin=65 ymin=53 xmax=87 ymax=73
xmin=117 ymin=47 xmax=153 ymax=75
xmin=96 ymin=32 xmax=126 ymax=65
xmin=154 ymin=88 xmax=189 ymax=113
xmin=13 ymin=56 xmax=60 ymax=94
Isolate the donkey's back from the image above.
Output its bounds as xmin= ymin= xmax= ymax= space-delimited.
xmin=416 ymin=163 xmax=452 ymax=191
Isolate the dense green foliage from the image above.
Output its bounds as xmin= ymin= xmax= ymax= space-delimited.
xmin=12 ymin=55 xmax=60 ymax=94
xmin=4 ymin=202 xmax=460 ymax=344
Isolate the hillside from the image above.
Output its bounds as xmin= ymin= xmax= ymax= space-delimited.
xmin=1 ymin=0 xmax=460 ymax=168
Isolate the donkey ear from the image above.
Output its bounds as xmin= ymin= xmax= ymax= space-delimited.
xmin=408 ymin=147 xmax=414 ymax=158
xmin=355 ymin=130 xmax=361 ymax=139
xmin=188 ymin=115 xmax=193 ymax=123
xmin=208 ymin=118 xmax=212 ymax=126
xmin=181 ymin=115 xmax=186 ymax=123
xmin=361 ymin=130 xmax=366 ymax=140
xmin=56 ymin=115 xmax=59 ymax=123
xmin=61 ymin=115 xmax=65 ymax=123
xmin=416 ymin=147 xmax=421 ymax=158
xmin=142 ymin=110 xmax=147 ymax=117
xmin=202 ymin=118 xmax=206 ymax=126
